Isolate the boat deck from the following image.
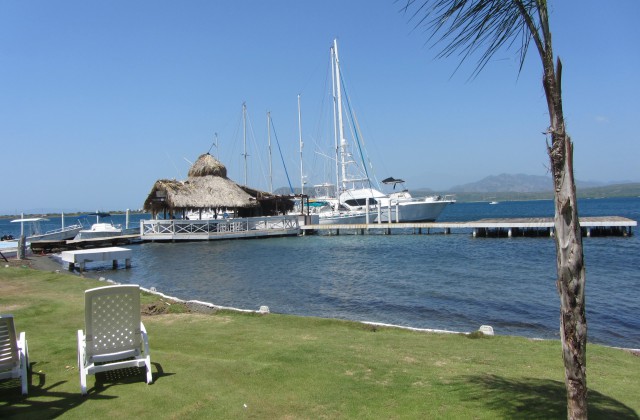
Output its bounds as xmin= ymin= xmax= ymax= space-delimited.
xmin=301 ymin=216 xmax=637 ymax=237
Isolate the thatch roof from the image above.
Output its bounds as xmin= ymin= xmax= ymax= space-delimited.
xmin=143 ymin=152 xmax=294 ymax=216
xmin=143 ymin=176 xmax=257 ymax=212
xmin=188 ymin=153 xmax=227 ymax=178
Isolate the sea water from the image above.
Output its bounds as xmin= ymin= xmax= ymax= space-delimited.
xmin=1 ymin=198 xmax=638 ymax=349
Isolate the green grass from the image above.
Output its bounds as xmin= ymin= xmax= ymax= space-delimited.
xmin=1 ymin=266 xmax=639 ymax=419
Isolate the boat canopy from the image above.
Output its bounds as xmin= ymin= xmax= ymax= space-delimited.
xmin=381 ymin=177 xmax=405 ymax=189
xmin=382 ymin=177 xmax=405 ymax=184
xmin=83 ymin=212 xmax=111 ymax=218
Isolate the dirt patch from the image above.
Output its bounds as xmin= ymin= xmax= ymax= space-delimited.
xmin=2 ymin=255 xmax=69 ymax=274
xmin=141 ymin=301 xmax=191 ymax=316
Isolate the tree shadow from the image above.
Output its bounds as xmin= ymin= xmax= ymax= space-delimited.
xmin=452 ymin=374 xmax=639 ymax=419
xmin=0 ymin=362 xmax=171 ymax=419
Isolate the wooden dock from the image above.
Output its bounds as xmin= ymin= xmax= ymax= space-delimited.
xmin=300 ymin=216 xmax=637 ymax=237
xmin=139 ymin=215 xmax=300 ymax=241
xmin=30 ymin=234 xmax=141 ymax=253
xmin=60 ymin=247 xmax=132 ymax=272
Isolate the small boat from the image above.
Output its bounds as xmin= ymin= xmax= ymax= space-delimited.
xmin=10 ymin=216 xmax=83 ymax=242
xmin=490 ymin=201 xmax=499 ymax=205
xmin=74 ymin=213 xmax=123 ymax=240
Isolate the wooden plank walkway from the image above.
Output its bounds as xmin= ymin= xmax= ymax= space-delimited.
xmin=300 ymin=216 xmax=637 ymax=237
xmin=30 ymin=234 xmax=141 ymax=253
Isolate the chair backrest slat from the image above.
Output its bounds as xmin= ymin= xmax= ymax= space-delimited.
xmin=0 ymin=315 xmax=19 ymax=372
xmin=84 ymin=285 xmax=141 ymax=359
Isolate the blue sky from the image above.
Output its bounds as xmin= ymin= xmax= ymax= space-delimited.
xmin=1 ymin=1 xmax=638 ymax=214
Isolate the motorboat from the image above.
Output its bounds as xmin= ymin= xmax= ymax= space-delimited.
xmin=317 ymin=203 xmax=368 ymax=225
xmin=74 ymin=213 xmax=122 ymax=240
xmin=10 ymin=216 xmax=83 ymax=243
xmin=338 ymin=186 xmax=454 ymax=223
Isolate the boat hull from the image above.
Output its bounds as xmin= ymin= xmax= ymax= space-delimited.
xmin=74 ymin=230 xmax=123 ymax=240
xmin=376 ymin=200 xmax=453 ymax=223
xmin=29 ymin=225 xmax=83 ymax=242
xmin=318 ymin=212 xmax=368 ymax=225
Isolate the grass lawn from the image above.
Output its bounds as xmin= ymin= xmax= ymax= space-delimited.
xmin=1 ymin=264 xmax=639 ymax=419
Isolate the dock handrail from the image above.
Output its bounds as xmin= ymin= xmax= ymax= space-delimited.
xmin=140 ymin=215 xmax=300 ymax=240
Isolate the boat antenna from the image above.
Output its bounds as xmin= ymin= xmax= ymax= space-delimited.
xmin=208 ymin=132 xmax=219 ymax=157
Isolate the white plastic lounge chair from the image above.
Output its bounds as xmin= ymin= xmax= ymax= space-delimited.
xmin=0 ymin=314 xmax=29 ymax=395
xmin=77 ymin=284 xmax=152 ymax=395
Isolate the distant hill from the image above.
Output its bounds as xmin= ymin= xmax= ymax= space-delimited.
xmin=411 ymin=174 xmax=639 ymax=202
xmin=448 ymin=173 xmax=605 ymax=193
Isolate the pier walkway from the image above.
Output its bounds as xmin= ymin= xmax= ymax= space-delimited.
xmin=301 ymin=216 xmax=637 ymax=237
xmin=140 ymin=215 xmax=300 ymax=241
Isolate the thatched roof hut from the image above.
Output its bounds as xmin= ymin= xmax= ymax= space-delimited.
xmin=187 ymin=153 xmax=227 ymax=178
xmin=143 ymin=153 xmax=294 ymax=218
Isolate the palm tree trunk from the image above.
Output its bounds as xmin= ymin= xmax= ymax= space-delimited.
xmin=544 ymin=56 xmax=588 ymax=419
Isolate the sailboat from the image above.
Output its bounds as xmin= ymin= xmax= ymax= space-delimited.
xmin=317 ymin=40 xmax=370 ymax=225
xmin=319 ymin=39 xmax=454 ymax=224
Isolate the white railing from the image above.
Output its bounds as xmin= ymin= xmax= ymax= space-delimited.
xmin=140 ymin=215 xmax=299 ymax=239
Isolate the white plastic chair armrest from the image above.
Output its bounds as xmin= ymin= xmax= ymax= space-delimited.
xmin=140 ymin=322 xmax=150 ymax=357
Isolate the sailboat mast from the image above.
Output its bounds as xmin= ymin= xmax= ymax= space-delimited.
xmin=242 ymin=102 xmax=248 ymax=186
xmin=331 ymin=42 xmax=340 ymax=197
xmin=333 ymin=39 xmax=348 ymax=193
xmin=267 ymin=111 xmax=273 ymax=193
xmin=298 ymin=94 xmax=304 ymax=195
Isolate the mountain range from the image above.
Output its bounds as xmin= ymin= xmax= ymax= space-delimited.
xmin=412 ymin=173 xmax=639 ymax=202
xmin=446 ymin=173 xmax=603 ymax=193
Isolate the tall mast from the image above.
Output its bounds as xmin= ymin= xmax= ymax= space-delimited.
xmin=331 ymin=42 xmax=340 ymax=198
xmin=242 ymin=102 xmax=248 ymax=186
xmin=298 ymin=94 xmax=304 ymax=195
xmin=333 ymin=39 xmax=348 ymax=192
xmin=267 ymin=111 xmax=273 ymax=193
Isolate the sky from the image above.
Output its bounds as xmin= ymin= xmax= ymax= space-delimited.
xmin=1 ymin=1 xmax=638 ymax=214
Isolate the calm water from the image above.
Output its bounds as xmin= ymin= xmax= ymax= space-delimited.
xmin=2 ymin=198 xmax=639 ymax=349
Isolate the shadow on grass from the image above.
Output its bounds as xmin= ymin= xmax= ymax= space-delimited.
xmin=90 ymin=362 xmax=171 ymax=395
xmin=453 ymin=374 xmax=639 ymax=419
xmin=0 ymin=362 xmax=171 ymax=419
xmin=0 ymin=362 xmax=114 ymax=419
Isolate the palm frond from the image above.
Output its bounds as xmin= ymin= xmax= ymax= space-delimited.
xmin=400 ymin=0 xmax=542 ymax=79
